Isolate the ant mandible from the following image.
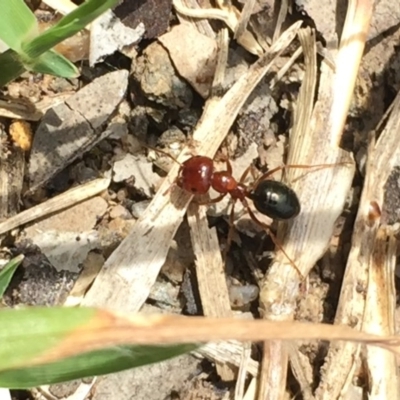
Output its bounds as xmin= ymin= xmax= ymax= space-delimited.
xmin=176 ymin=154 xmax=302 ymax=276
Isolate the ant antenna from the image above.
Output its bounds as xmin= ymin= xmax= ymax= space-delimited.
xmin=142 ymin=143 xmax=183 ymax=167
xmin=254 ymin=162 xmax=351 ymax=187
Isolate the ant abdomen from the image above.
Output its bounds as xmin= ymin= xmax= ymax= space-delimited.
xmin=249 ymin=180 xmax=300 ymax=220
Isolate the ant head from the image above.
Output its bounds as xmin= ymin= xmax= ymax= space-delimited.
xmin=177 ymin=156 xmax=214 ymax=195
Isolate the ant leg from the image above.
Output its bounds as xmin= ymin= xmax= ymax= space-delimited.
xmin=162 ymin=165 xmax=183 ymax=196
xmin=252 ymin=165 xmax=284 ymax=187
xmin=187 ymin=138 xmax=202 ymax=152
xmin=218 ymin=154 xmax=233 ymax=175
xmin=196 ymin=193 xmax=227 ymax=205
xmin=242 ymin=199 xmax=303 ymax=279
xmin=240 ymin=164 xmax=267 ymax=192
xmin=253 ymin=162 xmax=349 ymax=187
xmin=222 ymin=199 xmax=237 ymax=262
xmin=145 ymin=145 xmax=186 ymax=196
xmin=226 ymin=159 xmax=233 ymax=175
xmin=239 ymin=165 xmax=253 ymax=183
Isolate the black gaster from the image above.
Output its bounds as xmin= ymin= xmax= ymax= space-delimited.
xmin=248 ymin=180 xmax=300 ymax=220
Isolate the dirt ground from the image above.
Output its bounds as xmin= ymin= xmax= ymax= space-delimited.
xmin=2 ymin=0 xmax=400 ymax=399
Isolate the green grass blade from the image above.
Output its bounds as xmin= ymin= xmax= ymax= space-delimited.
xmin=0 ymin=344 xmax=196 ymax=388
xmin=0 ymin=307 xmax=196 ymax=388
xmin=22 ymin=0 xmax=118 ymax=58
xmin=0 ymin=0 xmax=38 ymax=51
xmin=0 ymin=307 xmax=96 ymax=370
xmin=0 ymin=255 xmax=24 ymax=299
xmin=0 ymin=49 xmax=26 ymax=87
xmin=29 ymin=50 xmax=79 ymax=78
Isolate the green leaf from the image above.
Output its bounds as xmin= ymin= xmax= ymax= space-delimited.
xmin=0 ymin=0 xmax=38 ymax=51
xmin=0 ymin=307 xmax=97 ymax=370
xmin=0 ymin=344 xmax=196 ymax=388
xmin=0 ymin=307 xmax=197 ymax=388
xmin=22 ymin=0 xmax=118 ymax=58
xmin=29 ymin=50 xmax=79 ymax=78
xmin=0 ymin=255 xmax=24 ymax=299
xmin=0 ymin=49 xmax=26 ymax=87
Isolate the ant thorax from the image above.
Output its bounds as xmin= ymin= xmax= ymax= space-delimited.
xmin=211 ymin=171 xmax=238 ymax=194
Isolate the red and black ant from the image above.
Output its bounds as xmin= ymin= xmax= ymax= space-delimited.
xmin=176 ymin=154 xmax=301 ymax=220
xmin=175 ymin=154 xmax=302 ymax=275
xmin=150 ymin=148 xmax=343 ymax=278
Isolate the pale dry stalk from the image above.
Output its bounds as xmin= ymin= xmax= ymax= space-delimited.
xmin=256 ymin=0 xmax=373 ymax=394
xmin=172 ymin=0 xmax=263 ymax=55
xmin=0 ymin=178 xmax=111 ymax=235
xmin=315 ymin=92 xmax=400 ymax=400
xmin=186 ymin=28 xmax=234 ymax=380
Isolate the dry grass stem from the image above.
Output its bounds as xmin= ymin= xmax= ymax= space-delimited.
xmin=195 ymin=341 xmax=258 ymax=377
xmin=186 ymin=27 xmax=234 ymax=380
xmin=0 ymin=177 xmax=111 ymax=236
xmin=243 ymin=379 xmax=257 ymax=400
xmin=288 ymin=342 xmax=314 ymax=400
xmin=270 ymin=46 xmax=302 ymax=89
xmin=173 ymin=0 xmax=231 ymax=25
xmin=0 ymin=93 xmax=74 ymax=121
xmin=257 ymin=28 xmax=317 ymax=399
xmin=0 ymin=388 xmax=11 ymax=400
xmin=272 ymin=0 xmax=289 ymax=43
xmin=0 ymin=150 xmax=24 ymax=220
xmin=257 ymin=20 xmax=359 ymax=398
xmin=0 ymin=99 xmax=40 ymax=121
xmin=187 ymin=203 xmax=233 ymax=379
xmin=54 ymin=312 xmax=400 ymax=358
xmin=257 ymin=340 xmax=288 ymax=400
xmin=329 ymin=0 xmax=375 ymax=144
xmin=363 ymin=228 xmax=397 ymax=398
xmin=211 ymin=28 xmax=229 ymax=93
xmin=234 ymin=342 xmax=252 ymax=400
xmin=234 ymin=0 xmax=256 ymax=40
xmin=172 ymin=0 xmax=263 ymax=55
xmin=173 ymin=0 xmax=215 ymax=38
xmin=316 ymin=91 xmax=400 ymax=400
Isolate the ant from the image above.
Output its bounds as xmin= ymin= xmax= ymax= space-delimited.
xmin=177 ymin=155 xmax=301 ymax=220
xmin=175 ymin=154 xmax=302 ymax=275
xmin=149 ymin=147 xmax=342 ymax=278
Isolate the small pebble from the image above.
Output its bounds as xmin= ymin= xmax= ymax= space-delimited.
xmin=116 ymin=188 xmax=128 ymax=202
xmin=107 ymin=217 xmax=135 ymax=237
xmin=77 ymin=167 xmax=98 ymax=183
xmin=130 ymin=200 xmax=151 ymax=218
xmin=229 ymin=284 xmax=259 ymax=309
xmin=109 ymin=204 xmax=132 ymax=219
xmin=131 ymin=42 xmax=193 ymax=109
